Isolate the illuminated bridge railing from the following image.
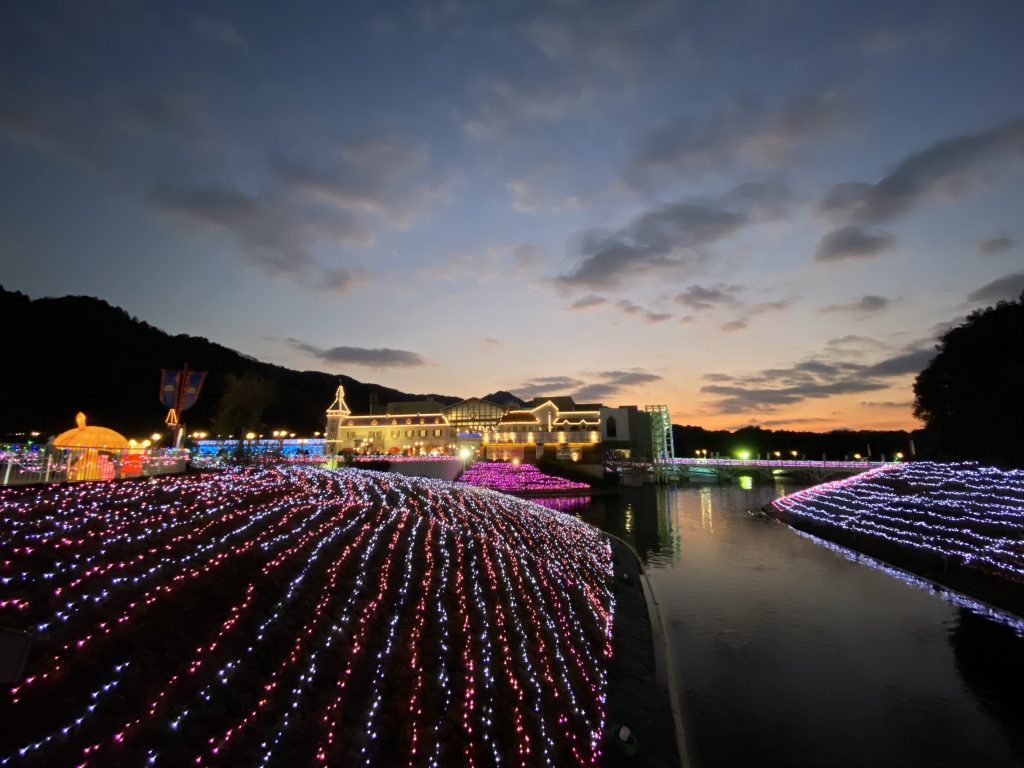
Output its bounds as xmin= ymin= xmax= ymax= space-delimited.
xmin=666 ymin=458 xmax=887 ymax=469
xmin=610 ymin=458 xmax=891 ymax=472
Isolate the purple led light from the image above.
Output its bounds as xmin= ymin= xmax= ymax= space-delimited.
xmin=459 ymin=462 xmax=590 ymax=492
xmin=772 ymin=461 xmax=1024 ymax=585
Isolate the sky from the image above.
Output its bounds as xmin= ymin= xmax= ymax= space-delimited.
xmin=2 ymin=0 xmax=1023 ymax=432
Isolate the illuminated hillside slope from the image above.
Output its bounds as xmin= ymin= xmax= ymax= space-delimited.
xmin=769 ymin=462 xmax=1024 ymax=615
xmin=0 ymin=467 xmax=614 ymax=767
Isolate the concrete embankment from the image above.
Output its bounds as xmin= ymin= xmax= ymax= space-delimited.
xmin=763 ymin=502 xmax=1024 ymax=620
xmin=603 ymin=537 xmax=690 ymax=768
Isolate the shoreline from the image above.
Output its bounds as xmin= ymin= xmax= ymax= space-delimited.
xmin=762 ymin=502 xmax=1024 ymax=620
xmin=602 ymin=535 xmax=690 ymax=768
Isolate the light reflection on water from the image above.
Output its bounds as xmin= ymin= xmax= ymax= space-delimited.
xmin=577 ymin=482 xmax=1024 ymax=768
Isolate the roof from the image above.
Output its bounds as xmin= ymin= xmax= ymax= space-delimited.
xmin=553 ymin=414 xmax=600 ymax=425
xmin=498 ymin=411 xmax=541 ymax=424
xmin=386 ymin=399 xmax=446 ymax=415
xmin=528 ymin=396 xmax=578 ymax=411
xmin=338 ymin=414 xmax=449 ymax=427
xmin=441 ymin=397 xmax=505 ymax=412
xmin=52 ymin=413 xmax=129 ymax=449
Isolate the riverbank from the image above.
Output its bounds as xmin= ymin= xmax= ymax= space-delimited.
xmin=603 ymin=537 xmax=687 ymax=768
xmin=764 ymin=462 xmax=1024 ymax=620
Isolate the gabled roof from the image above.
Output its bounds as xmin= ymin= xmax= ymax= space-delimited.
xmin=527 ymin=396 xmax=577 ymax=411
xmin=553 ymin=415 xmax=600 ymax=425
xmin=498 ymin=411 xmax=541 ymax=424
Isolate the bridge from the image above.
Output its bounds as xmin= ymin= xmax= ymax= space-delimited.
xmin=610 ymin=458 xmax=890 ymax=484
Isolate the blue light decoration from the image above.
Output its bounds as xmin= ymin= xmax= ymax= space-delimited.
xmin=0 ymin=465 xmax=614 ymax=766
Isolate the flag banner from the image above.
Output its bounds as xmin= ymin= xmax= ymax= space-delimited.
xmin=159 ymin=370 xmax=181 ymax=409
xmin=179 ymin=371 xmax=207 ymax=413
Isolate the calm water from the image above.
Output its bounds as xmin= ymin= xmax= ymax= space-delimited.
xmin=579 ymin=483 xmax=1024 ymax=768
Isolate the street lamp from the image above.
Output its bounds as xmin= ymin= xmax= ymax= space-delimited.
xmin=459 ymin=446 xmax=471 ymax=472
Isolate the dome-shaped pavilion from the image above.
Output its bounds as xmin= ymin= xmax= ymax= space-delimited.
xmin=53 ymin=412 xmax=129 ymax=450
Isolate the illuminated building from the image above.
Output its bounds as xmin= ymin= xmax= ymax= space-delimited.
xmin=481 ymin=397 xmax=603 ymax=463
xmin=324 ymin=386 xmax=454 ymax=455
xmin=325 ymin=387 xmax=656 ymax=463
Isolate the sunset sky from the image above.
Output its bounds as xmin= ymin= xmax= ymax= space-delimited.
xmin=3 ymin=0 xmax=1023 ymax=431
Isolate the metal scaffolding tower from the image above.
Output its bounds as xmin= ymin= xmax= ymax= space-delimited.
xmin=645 ymin=405 xmax=675 ymax=482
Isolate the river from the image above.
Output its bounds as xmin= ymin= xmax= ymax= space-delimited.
xmin=577 ymin=482 xmax=1024 ymax=767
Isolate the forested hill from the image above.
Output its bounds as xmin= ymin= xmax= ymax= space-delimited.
xmin=0 ymin=286 xmax=460 ymax=438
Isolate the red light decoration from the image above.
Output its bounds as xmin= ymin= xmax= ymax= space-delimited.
xmin=0 ymin=465 xmax=614 ymax=766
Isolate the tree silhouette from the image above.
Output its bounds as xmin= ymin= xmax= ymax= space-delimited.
xmin=913 ymin=292 xmax=1024 ymax=468
xmin=211 ymin=374 xmax=276 ymax=458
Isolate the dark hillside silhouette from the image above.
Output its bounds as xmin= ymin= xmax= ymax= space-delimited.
xmin=914 ymin=293 xmax=1024 ymax=468
xmin=0 ymin=286 xmax=458 ymax=438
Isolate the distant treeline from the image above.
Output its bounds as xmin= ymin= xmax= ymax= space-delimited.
xmin=672 ymin=424 xmax=924 ymax=462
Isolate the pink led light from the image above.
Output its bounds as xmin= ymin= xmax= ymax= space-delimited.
xmin=0 ymin=465 xmax=614 ymax=766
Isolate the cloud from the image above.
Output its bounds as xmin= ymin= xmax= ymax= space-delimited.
xmin=625 ymin=90 xmax=846 ymax=187
xmin=817 ymin=118 xmax=1024 ymax=224
xmin=420 ymin=243 xmax=548 ymax=282
xmin=286 ymin=338 xmax=429 ymax=369
xmin=978 ymin=236 xmax=1014 ymax=255
xmin=509 ymin=243 xmax=548 ymax=275
xmin=859 ymin=400 xmax=914 ymax=408
xmin=826 ymin=334 xmax=887 ymax=351
xmin=966 ymin=272 xmax=1024 ymax=304
xmin=271 ymin=137 xmax=453 ymax=230
xmin=815 ymin=225 xmax=896 ymax=262
xmin=512 ymin=368 xmax=662 ymax=402
xmin=862 ymin=348 xmax=935 ymax=376
xmin=462 ymin=76 xmax=605 ymax=141
xmin=556 ymin=181 xmax=790 ymax=290
xmin=674 ymin=283 xmax=743 ymax=310
xmin=148 ymin=183 xmax=363 ymax=292
xmin=746 ymin=299 xmax=792 ymax=316
xmin=463 ymin=1 xmax=683 ymax=141
xmin=508 ymin=176 xmax=583 ymax=213
xmin=819 ymin=295 xmax=892 ymax=315
xmin=699 ymin=344 xmax=935 ymax=414
xmin=574 ymin=370 xmax=662 ymax=401
xmin=617 ymin=300 xmax=672 ymax=324
xmin=567 ymin=294 xmax=608 ymax=311
xmin=191 ymin=15 xmax=246 ymax=50
xmin=720 ymin=319 xmax=748 ymax=332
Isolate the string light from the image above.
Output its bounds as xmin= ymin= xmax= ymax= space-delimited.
xmin=459 ymin=463 xmax=589 ymax=492
xmin=771 ymin=461 xmax=1024 ymax=584
xmin=0 ymin=465 xmax=614 ymax=766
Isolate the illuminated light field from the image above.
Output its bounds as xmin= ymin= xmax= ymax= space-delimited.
xmin=771 ymin=462 xmax=1024 ymax=585
xmin=0 ymin=466 xmax=614 ymax=767
xmin=459 ymin=463 xmax=590 ymax=493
